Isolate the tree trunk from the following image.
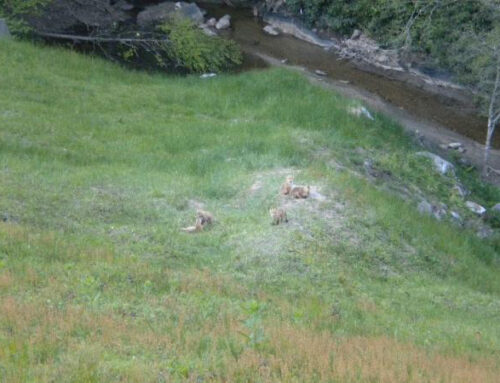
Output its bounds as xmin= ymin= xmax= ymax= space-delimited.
xmin=484 ymin=118 xmax=495 ymax=172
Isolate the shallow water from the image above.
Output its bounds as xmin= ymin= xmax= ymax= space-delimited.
xmin=204 ymin=5 xmax=495 ymax=148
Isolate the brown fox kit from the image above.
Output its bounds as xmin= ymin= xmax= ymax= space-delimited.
xmin=181 ymin=218 xmax=203 ymax=233
xmin=270 ymin=208 xmax=288 ymax=225
xmin=291 ymin=185 xmax=310 ymax=199
xmin=196 ymin=210 xmax=214 ymax=226
xmin=280 ymin=176 xmax=294 ymax=195
xmin=181 ymin=210 xmax=214 ymax=233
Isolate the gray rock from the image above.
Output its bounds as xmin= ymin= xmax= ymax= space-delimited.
xmin=447 ymin=142 xmax=463 ymax=150
xmin=113 ymin=0 xmax=134 ymax=11
xmin=0 ymin=19 xmax=10 ymax=38
xmin=450 ymin=211 xmax=462 ymax=224
xmin=416 ymin=152 xmax=455 ymax=176
xmin=418 ymin=200 xmax=433 ymax=216
xmin=491 ymin=203 xmax=500 ymax=213
xmin=263 ymin=25 xmax=279 ymax=36
xmin=452 ymin=184 xmax=468 ymax=198
xmin=315 ymin=69 xmax=327 ymax=76
xmin=351 ymin=29 xmax=362 ymax=40
xmin=206 ymin=17 xmax=217 ymax=27
xmin=215 ymin=14 xmax=231 ymax=30
xmin=433 ymin=203 xmax=447 ymax=221
xmin=477 ymin=226 xmax=493 ymax=239
xmin=465 ymin=201 xmax=486 ymax=216
xmin=137 ymin=2 xmax=204 ymax=27
xmin=349 ymin=106 xmax=374 ymax=121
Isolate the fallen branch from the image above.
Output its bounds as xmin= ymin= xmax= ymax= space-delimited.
xmin=36 ymin=31 xmax=168 ymax=44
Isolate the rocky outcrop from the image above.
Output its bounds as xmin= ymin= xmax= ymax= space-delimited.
xmin=28 ymin=0 xmax=129 ymax=32
xmin=137 ymin=2 xmax=204 ymax=27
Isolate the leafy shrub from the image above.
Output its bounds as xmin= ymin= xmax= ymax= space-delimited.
xmin=0 ymin=0 xmax=50 ymax=35
xmin=159 ymin=17 xmax=242 ymax=73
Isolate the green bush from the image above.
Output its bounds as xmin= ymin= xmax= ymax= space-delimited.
xmin=159 ymin=18 xmax=242 ymax=73
xmin=0 ymin=0 xmax=50 ymax=35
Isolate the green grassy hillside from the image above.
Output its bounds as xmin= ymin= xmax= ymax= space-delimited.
xmin=0 ymin=40 xmax=499 ymax=382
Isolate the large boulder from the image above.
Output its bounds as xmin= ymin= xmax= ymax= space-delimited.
xmin=27 ymin=0 xmax=129 ymax=32
xmin=0 ymin=19 xmax=10 ymax=38
xmin=137 ymin=2 xmax=204 ymax=27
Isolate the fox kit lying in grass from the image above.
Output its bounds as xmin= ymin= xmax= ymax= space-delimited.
xmin=281 ymin=176 xmax=294 ymax=195
xmin=291 ymin=185 xmax=310 ymax=199
xmin=181 ymin=210 xmax=214 ymax=233
xmin=270 ymin=208 xmax=288 ymax=225
xmin=181 ymin=218 xmax=203 ymax=233
xmin=196 ymin=210 xmax=214 ymax=226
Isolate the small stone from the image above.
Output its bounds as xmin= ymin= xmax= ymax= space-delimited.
xmin=200 ymin=73 xmax=216 ymax=79
xmin=448 ymin=142 xmax=463 ymax=150
xmin=315 ymin=69 xmax=327 ymax=76
xmin=206 ymin=17 xmax=217 ymax=27
xmin=280 ymin=58 xmax=288 ymax=64
xmin=263 ymin=25 xmax=279 ymax=36
xmin=465 ymin=201 xmax=486 ymax=216
xmin=215 ymin=14 xmax=231 ymax=30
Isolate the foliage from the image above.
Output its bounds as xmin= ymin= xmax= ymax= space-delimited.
xmin=158 ymin=17 xmax=242 ymax=73
xmin=0 ymin=0 xmax=50 ymax=35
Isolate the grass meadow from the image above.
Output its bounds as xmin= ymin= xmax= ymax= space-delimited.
xmin=0 ymin=40 xmax=499 ymax=382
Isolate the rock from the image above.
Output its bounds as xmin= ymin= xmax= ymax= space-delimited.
xmin=200 ymin=25 xmax=216 ymax=36
xmin=137 ymin=1 xmax=204 ymax=27
xmin=349 ymin=106 xmax=374 ymax=121
xmin=27 ymin=0 xmax=129 ymax=32
xmin=200 ymin=73 xmax=217 ymax=78
xmin=433 ymin=203 xmax=448 ymax=221
xmin=418 ymin=200 xmax=433 ymax=216
xmin=113 ymin=0 xmax=134 ymax=11
xmin=416 ymin=152 xmax=455 ymax=176
xmin=351 ymin=29 xmax=362 ymax=40
xmin=314 ymin=69 xmax=327 ymax=76
xmin=452 ymin=184 xmax=468 ymax=198
xmin=448 ymin=142 xmax=463 ymax=150
xmin=263 ymin=25 xmax=279 ymax=36
xmin=450 ymin=211 xmax=462 ymax=224
xmin=0 ymin=19 xmax=11 ymax=38
xmin=215 ymin=14 xmax=231 ymax=30
xmin=477 ymin=226 xmax=493 ymax=239
xmin=280 ymin=58 xmax=288 ymax=64
xmin=490 ymin=203 xmax=500 ymax=213
xmin=465 ymin=201 xmax=486 ymax=216
xmin=206 ymin=17 xmax=217 ymax=27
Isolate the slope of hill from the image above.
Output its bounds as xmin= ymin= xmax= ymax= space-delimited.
xmin=0 ymin=40 xmax=499 ymax=382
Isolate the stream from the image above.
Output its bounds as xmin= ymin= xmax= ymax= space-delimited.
xmin=204 ymin=5 xmax=497 ymax=150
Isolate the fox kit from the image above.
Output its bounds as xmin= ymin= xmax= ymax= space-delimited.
xmin=181 ymin=218 xmax=203 ymax=233
xmin=291 ymin=185 xmax=310 ymax=199
xmin=280 ymin=176 xmax=294 ymax=195
xmin=270 ymin=208 xmax=288 ymax=225
xmin=181 ymin=210 xmax=214 ymax=233
xmin=196 ymin=210 xmax=214 ymax=226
